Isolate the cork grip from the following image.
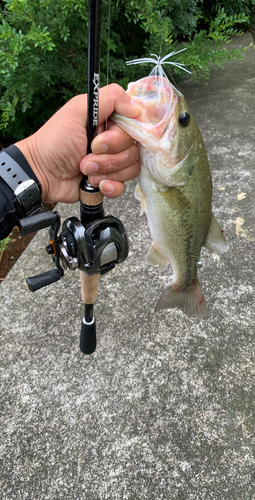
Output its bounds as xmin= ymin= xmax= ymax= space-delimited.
xmin=79 ymin=187 xmax=104 ymax=305
xmin=80 ymin=272 xmax=100 ymax=304
xmin=79 ymin=188 xmax=104 ymax=205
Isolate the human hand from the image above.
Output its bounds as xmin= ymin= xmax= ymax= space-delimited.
xmin=15 ymin=84 xmax=141 ymax=204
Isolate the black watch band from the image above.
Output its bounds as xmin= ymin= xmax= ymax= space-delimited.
xmin=0 ymin=151 xmax=42 ymax=217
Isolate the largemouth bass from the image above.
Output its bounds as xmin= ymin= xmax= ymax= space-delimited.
xmin=112 ymin=76 xmax=229 ymax=318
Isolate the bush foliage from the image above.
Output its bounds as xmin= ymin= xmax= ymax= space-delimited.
xmin=0 ymin=0 xmax=254 ymax=141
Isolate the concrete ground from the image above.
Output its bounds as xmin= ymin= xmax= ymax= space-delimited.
xmin=1 ymin=33 xmax=255 ymax=499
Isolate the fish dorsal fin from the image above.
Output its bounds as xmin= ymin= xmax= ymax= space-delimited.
xmin=204 ymin=213 xmax=229 ymax=253
xmin=134 ymin=183 xmax=147 ymax=215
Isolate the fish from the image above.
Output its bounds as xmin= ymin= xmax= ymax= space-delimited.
xmin=111 ymin=76 xmax=229 ymax=318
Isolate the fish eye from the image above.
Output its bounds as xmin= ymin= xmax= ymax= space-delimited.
xmin=179 ymin=112 xmax=190 ymax=127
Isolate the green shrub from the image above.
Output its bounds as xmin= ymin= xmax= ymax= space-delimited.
xmin=0 ymin=235 xmax=10 ymax=258
xmin=0 ymin=0 xmax=253 ymax=141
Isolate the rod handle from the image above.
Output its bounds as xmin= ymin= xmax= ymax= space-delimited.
xmin=79 ymin=187 xmax=104 ymax=206
xmin=80 ymin=272 xmax=100 ymax=304
xmin=80 ymin=316 xmax=96 ymax=354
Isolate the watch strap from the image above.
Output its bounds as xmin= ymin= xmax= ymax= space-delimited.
xmin=0 ymin=150 xmax=42 ymax=217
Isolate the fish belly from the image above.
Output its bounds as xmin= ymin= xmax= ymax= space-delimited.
xmin=138 ymin=172 xmax=194 ymax=283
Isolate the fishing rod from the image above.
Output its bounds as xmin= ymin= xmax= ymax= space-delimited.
xmin=79 ymin=0 xmax=104 ymax=353
xmin=17 ymin=0 xmax=129 ymax=354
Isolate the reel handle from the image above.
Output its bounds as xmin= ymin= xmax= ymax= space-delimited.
xmin=26 ymin=269 xmax=62 ymax=292
xmin=18 ymin=211 xmax=59 ymax=236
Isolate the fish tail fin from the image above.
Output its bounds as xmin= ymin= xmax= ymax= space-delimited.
xmin=155 ymin=280 xmax=208 ymax=318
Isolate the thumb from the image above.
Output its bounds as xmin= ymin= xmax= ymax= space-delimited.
xmin=98 ymin=84 xmax=142 ymax=124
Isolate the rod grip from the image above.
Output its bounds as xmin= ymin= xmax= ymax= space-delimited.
xmin=80 ymin=272 xmax=100 ymax=304
xmin=79 ymin=188 xmax=104 ymax=206
xmin=80 ymin=317 xmax=96 ymax=354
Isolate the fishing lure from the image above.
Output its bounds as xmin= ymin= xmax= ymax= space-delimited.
xmin=126 ymin=48 xmax=191 ymax=105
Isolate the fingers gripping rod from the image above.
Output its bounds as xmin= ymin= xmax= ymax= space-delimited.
xmin=17 ymin=0 xmax=129 ymax=354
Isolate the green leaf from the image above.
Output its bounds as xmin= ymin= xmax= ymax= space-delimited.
xmin=0 ymin=0 xmax=253 ymax=139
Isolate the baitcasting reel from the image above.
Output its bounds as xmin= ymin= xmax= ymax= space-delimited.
xmin=17 ymin=205 xmax=129 ymax=354
xmin=18 ymin=209 xmax=128 ymax=291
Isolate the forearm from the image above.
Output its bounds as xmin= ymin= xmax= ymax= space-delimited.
xmin=0 ymin=180 xmax=18 ymax=240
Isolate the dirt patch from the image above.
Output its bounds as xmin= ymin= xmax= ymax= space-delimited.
xmin=0 ymin=227 xmax=36 ymax=282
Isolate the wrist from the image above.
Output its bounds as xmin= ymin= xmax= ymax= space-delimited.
xmin=15 ymin=136 xmax=49 ymax=202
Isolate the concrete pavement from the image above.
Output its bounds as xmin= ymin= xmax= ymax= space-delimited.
xmin=1 ymin=32 xmax=255 ymax=499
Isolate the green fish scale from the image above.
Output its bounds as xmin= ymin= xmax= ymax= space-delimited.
xmin=139 ymin=138 xmax=212 ymax=288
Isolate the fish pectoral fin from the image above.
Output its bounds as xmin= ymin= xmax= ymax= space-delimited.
xmin=134 ymin=183 xmax=147 ymax=215
xmin=166 ymin=168 xmax=189 ymax=187
xmin=146 ymin=243 xmax=169 ymax=271
xmin=134 ymin=183 xmax=142 ymax=201
xmin=204 ymin=213 xmax=229 ymax=253
xmin=160 ymin=187 xmax=192 ymax=212
xmin=158 ymin=150 xmax=192 ymax=187
xmin=155 ymin=280 xmax=208 ymax=318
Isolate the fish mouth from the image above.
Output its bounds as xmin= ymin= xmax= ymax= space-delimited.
xmin=112 ymin=76 xmax=176 ymax=142
xmin=128 ymin=76 xmax=174 ymax=126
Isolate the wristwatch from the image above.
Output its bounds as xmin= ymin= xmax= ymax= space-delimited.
xmin=0 ymin=150 xmax=42 ymax=217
